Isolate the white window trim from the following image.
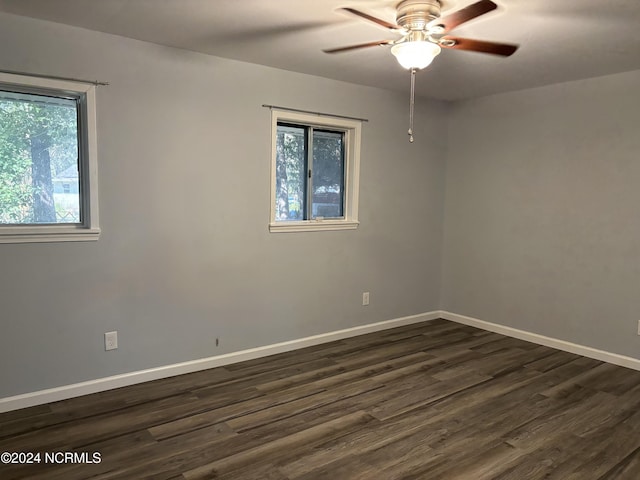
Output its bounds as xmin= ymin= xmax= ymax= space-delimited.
xmin=0 ymin=72 xmax=100 ymax=244
xmin=269 ymin=109 xmax=361 ymax=233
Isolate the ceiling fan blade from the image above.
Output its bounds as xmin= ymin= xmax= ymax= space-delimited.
xmin=323 ymin=40 xmax=394 ymax=54
xmin=440 ymin=36 xmax=518 ymax=56
xmin=435 ymin=0 xmax=498 ymax=33
xmin=339 ymin=7 xmax=403 ymax=31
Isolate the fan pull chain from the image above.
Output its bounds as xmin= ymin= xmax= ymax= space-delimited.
xmin=408 ymin=68 xmax=417 ymax=143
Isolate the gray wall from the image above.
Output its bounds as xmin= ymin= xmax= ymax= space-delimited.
xmin=442 ymin=70 xmax=640 ymax=358
xmin=0 ymin=13 xmax=447 ymax=397
xmin=4 ymin=10 xmax=638 ymax=401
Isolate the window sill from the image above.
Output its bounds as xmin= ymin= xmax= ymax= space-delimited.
xmin=0 ymin=227 xmax=101 ymax=244
xmin=269 ymin=220 xmax=359 ymax=233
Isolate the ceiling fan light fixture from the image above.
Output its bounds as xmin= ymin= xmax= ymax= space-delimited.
xmin=391 ymin=41 xmax=441 ymax=69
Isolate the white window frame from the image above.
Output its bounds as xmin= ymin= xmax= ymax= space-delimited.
xmin=0 ymin=72 xmax=100 ymax=244
xmin=269 ymin=109 xmax=361 ymax=233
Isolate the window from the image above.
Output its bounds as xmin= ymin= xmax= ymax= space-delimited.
xmin=270 ymin=109 xmax=361 ymax=232
xmin=0 ymin=72 xmax=99 ymax=243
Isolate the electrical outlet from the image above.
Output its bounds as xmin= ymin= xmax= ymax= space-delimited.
xmin=362 ymin=292 xmax=370 ymax=306
xmin=637 ymin=320 xmax=640 ymax=336
xmin=215 ymin=337 xmax=220 ymax=347
xmin=105 ymin=331 xmax=118 ymax=351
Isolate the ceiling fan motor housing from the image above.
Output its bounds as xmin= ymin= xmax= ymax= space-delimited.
xmin=395 ymin=0 xmax=442 ymax=30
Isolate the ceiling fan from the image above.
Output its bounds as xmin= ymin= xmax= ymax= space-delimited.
xmin=324 ymin=0 xmax=519 ymax=141
xmin=325 ymin=0 xmax=518 ymax=65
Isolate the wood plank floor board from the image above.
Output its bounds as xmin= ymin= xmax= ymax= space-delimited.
xmin=144 ymin=382 xmax=328 ymax=442
xmin=0 ymin=392 xmax=203 ymax=452
xmin=216 ymin=356 xmax=337 ymax=382
xmin=282 ymin=375 xmax=559 ymax=478
xmin=621 ymin=407 xmax=640 ymax=433
xmin=424 ymin=329 xmax=505 ymax=352
xmin=255 ymin=351 xmax=431 ymax=393
xmin=598 ymin=444 xmax=640 ymax=480
xmin=226 ymin=379 xmax=386 ymax=432
xmin=472 ymin=345 xmax=557 ymax=378
xmin=490 ymin=433 xmax=585 ymax=480
xmin=470 ymin=336 xmax=532 ymax=354
xmin=276 ymin=422 xmax=425 ymax=478
xmin=327 ymin=334 xmax=442 ymax=365
xmin=425 ymin=395 xmax=552 ymax=457
xmin=153 ymin=398 xmax=366 ymax=473
xmin=182 ymin=412 xmax=377 ymax=479
xmin=191 ymin=385 xmax=266 ymax=410
xmin=239 ymin=366 xmax=480 ymax=436
xmin=532 ymin=423 xmax=640 ymax=480
xmin=45 ymin=421 xmax=241 ymax=480
xmin=222 ymin=379 xmax=447 ymax=450
xmin=0 ymin=408 xmax=79 ymax=440
xmin=52 ymin=366 xmax=235 ymax=420
xmin=429 ymin=367 xmax=549 ymax=414
xmin=524 ymin=349 xmax=583 ymax=373
xmin=422 ymin=440 xmax=525 ymax=480
xmin=541 ymin=355 xmax=605 ymax=384
xmin=501 ymin=385 xmax=599 ymax=447
xmin=258 ymin=352 xmax=445 ymax=398
xmin=243 ymin=399 xmax=458 ymax=479
xmin=565 ymin=425 xmax=640 ymax=479
xmin=576 ymin=362 xmax=640 ymax=395
xmin=223 ymin=341 xmax=346 ymax=372
xmin=366 ymin=370 xmax=492 ymax=421
xmin=0 ymin=404 xmax=52 ymax=426
xmin=327 ymin=325 xmax=469 ymax=360
xmin=11 ymin=430 xmax=162 ymax=480
xmin=2 ymin=319 xmax=640 ymax=480
xmin=284 ymin=430 xmax=437 ymax=480
xmin=192 ymin=357 xmax=338 ymax=398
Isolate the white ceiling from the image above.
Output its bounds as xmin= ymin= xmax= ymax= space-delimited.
xmin=0 ymin=0 xmax=639 ymax=101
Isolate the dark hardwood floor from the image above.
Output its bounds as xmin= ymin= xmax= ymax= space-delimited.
xmin=2 ymin=319 xmax=640 ymax=479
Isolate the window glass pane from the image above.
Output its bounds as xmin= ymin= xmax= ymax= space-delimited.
xmin=0 ymin=89 xmax=80 ymax=225
xmin=275 ymin=124 xmax=306 ymax=221
xmin=312 ymin=130 xmax=344 ymax=219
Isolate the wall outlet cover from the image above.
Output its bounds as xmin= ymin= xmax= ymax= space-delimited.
xmin=363 ymin=292 xmax=370 ymax=306
xmin=105 ymin=331 xmax=118 ymax=351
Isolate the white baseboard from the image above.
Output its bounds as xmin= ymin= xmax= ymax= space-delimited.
xmin=5 ymin=310 xmax=639 ymax=413
xmin=440 ymin=311 xmax=640 ymax=372
xmin=0 ymin=311 xmax=440 ymax=413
